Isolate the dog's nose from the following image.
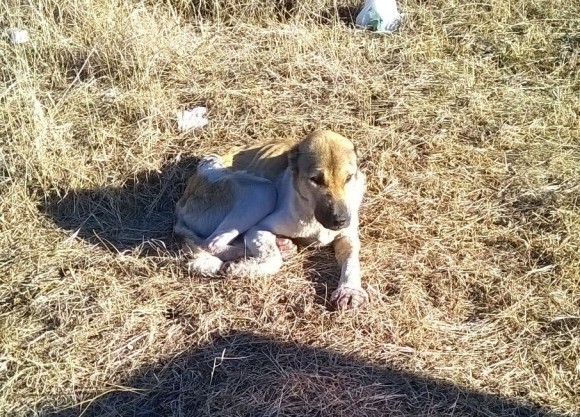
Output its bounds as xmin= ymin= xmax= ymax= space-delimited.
xmin=332 ymin=217 xmax=348 ymax=229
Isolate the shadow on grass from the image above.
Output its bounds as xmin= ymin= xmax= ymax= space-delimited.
xmin=40 ymin=155 xmax=200 ymax=255
xmin=45 ymin=330 xmax=561 ymax=417
xmin=335 ymin=5 xmax=361 ymax=27
xmin=38 ymin=153 xmax=352 ymax=309
xmin=300 ymin=245 xmax=340 ymax=309
xmin=317 ymin=5 xmax=361 ymax=27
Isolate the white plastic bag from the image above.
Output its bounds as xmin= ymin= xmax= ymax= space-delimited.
xmin=355 ymin=0 xmax=401 ymax=33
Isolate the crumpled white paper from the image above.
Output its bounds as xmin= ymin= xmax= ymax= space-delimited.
xmin=176 ymin=107 xmax=209 ymax=132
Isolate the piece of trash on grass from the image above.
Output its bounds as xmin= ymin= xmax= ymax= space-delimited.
xmin=176 ymin=107 xmax=208 ymax=132
xmin=8 ymin=28 xmax=30 ymax=44
xmin=355 ymin=0 xmax=401 ymax=33
xmin=33 ymin=98 xmax=44 ymax=122
xmin=0 ymin=359 xmax=8 ymax=373
xmin=102 ymin=87 xmax=120 ymax=103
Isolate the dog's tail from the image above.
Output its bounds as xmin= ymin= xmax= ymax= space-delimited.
xmin=174 ymin=220 xmax=223 ymax=276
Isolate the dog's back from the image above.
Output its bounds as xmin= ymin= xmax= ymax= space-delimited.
xmin=221 ymin=137 xmax=297 ymax=182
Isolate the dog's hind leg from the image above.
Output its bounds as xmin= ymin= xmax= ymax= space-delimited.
xmin=225 ymin=227 xmax=284 ymax=277
xmin=203 ymin=178 xmax=277 ymax=262
xmin=177 ymin=155 xmax=277 ymax=271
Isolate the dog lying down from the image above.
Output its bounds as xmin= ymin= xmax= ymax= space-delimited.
xmin=174 ymin=130 xmax=367 ymax=310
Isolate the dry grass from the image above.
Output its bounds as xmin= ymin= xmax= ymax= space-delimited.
xmin=1 ymin=0 xmax=579 ymax=415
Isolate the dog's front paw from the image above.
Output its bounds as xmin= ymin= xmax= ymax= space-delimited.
xmin=331 ymin=285 xmax=369 ymax=310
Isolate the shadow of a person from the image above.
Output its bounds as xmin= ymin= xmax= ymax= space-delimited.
xmin=44 ymin=331 xmax=561 ymax=417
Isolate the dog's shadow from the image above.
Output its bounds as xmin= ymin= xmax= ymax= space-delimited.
xmin=298 ymin=245 xmax=340 ymax=309
xmin=40 ymin=155 xmax=200 ymax=255
xmin=41 ymin=157 xmax=353 ymax=309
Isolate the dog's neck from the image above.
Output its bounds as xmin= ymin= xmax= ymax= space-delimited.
xmin=278 ymin=169 xmax=315 ymax=221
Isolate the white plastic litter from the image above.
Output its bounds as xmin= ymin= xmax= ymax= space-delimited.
xmin=32 ymin=99 xmax=44 ymax=123
xmin=102 ymin=87 xmax=119 ymax=103
xmin=8 ymin=28 xmax=30 ymax=44
xmin=355 ymin=0 xmax=401 ymax=33
xmin=176 ymin=107 xmax=208 ymax=132
xmin=0 ymin=359 xmax=8 ymax=373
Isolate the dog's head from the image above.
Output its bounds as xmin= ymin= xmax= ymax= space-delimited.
xmin=289 ymin=130 xmax=359 ymax=231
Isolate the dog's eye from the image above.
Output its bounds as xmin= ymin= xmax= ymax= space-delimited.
xmin=310 ymin=176 xmax=324 ymax=186
xmin=346 ymin=174 xmax=354 ymax=183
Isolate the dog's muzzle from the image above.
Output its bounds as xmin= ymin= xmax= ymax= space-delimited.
xmin=315 ymin=201 xmax=351 ymax=231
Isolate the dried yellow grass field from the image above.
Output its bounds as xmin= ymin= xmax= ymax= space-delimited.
xmin=1 ymin=0 xmax=579 ymax=415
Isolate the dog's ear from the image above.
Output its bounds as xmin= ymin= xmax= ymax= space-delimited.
xmin=355 ymin=145 xmax=370 ymax=171
xmin=288 ymin=144 xmax=300 ymax=175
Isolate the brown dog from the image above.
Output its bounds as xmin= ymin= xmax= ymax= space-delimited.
xmin=175 ymin=130 xmax=367 ymax=309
